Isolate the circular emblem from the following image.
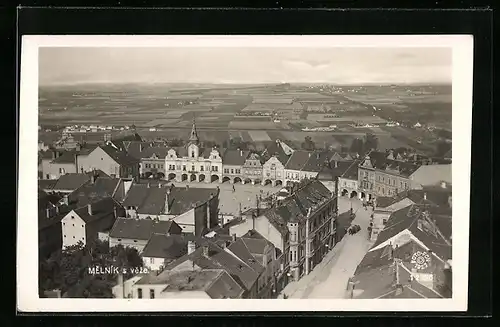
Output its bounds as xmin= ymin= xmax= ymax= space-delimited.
xmin=411 ymin=251 xmax=431 ymax=270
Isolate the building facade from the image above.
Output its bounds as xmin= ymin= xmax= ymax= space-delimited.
xmin=241 ymin=152 xmax=264 ymax=185
xmin=164 ymin=121 xmax=224 ymax=183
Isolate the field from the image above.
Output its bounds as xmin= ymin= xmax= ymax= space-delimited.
xmin=39 ymin=83 xmax=451 ymax=154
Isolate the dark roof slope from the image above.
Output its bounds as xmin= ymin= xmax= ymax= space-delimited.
xmin=165 ymin=239 xmax=259 ymax=291
xmin=263 ymin=179 xmax=332 ymax=233
xmin=51 ymin=151 xmax=77 ymax=164
xmin=140 ymin=146 xmax=169 ymax=159
xmin=261 ymin=141 xmax=290 ymax=165
xmin=376 ymin=188 xmax=451 ymax=209
xmin=71 ymin=177 xmax=121 ymax=207
xmin=122 ymin=184 xmax=168 ymax=215
xmin=317 ymin=160 xmax=355 ymax=181
xmin=168 ymin=186 xmax=219 ymax=215
xmin=73 ymin=197 xmax=120 ymax=224
xmin=284 ymin=150 xmax=311 ymax=170
xmin=38 ymin=188 xmax=62 ymax=212
xmin=52 ymin=173 xmax=91 ymax=191
xmin=38 ymin=179 xmax=57 ymax=191
xmin=100 ymin=145 xmax=140 ymax=166
xmin=222 ymin=149 xmax=249 ymax=166
xmin=371 ymin=204 xmax=452 ymax=261
xmin=141 ymin=233 xmax=189 ymax=259
xmin=109 ymin=218 xmax=176 ymax=240
xmin=362 ymin=151 xmax=421 ymax=177
xmin=302 ymin=151 xmax=332 ymax=173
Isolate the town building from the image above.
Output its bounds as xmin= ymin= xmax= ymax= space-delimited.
xmin=336 ymin=160 xmax=361 ymax=198
xmin=261 ymin=140 xmax=290 ymax=186
xmin=349 ymin=203 xmax=452 ymax=299
xmin=141 ymin=233 xmax=194 ymax=271
xmin=121 ymin=184 xmax=219 ymax=235
xmin=61 ymin=197 xmax=124 ymax=249
xmin=222 ymin=149 xmax=250 ymax=184
xmin=138 ymin=147 xmax=168 ymax=179
xmin=241 ymin=152 xmax=264 ymax=185
xmin=49 ymin=171 xmax=103 ymax=194
xmin=357 ymin=151 xmax=421 ymax=201
xmin=284 ymin=150 xmax=311 ymax=185
xmin=38 ymin=189 xmax=67 ymax=258
xmin=370 ymin=183 xmax=452 ymax=241
xmin=108 ymin=218 xmax=182 ymax=253
xmin=300 ymin=151 xmax=332 ymax=181
xmin=68 ymin=172 xmax=133 ymax=206
xmin=409 ymin=164 xmax=452 ymax=188
xmin=40 ymin=150 xmax=79 ymax=180
xmin=123 ymin=269 xmax=244 ymax=299
xmin=164 ymin=120 xmax=224 ymax=183
xmin=76 ymin=145 xmax=140 ymax=180
xmin=228 ymin=179 xmax=337 ymax=282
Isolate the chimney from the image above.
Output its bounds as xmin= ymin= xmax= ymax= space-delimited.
xmin=158 ymin=183 xmax=161 ymax=188
xmin=139 ymin=144 xmax=143 ymax=152
xmin=87 ymin=203 xmax=93 ymax=216
xmin=187 ymin=240 xmax=196 ymax=255
xmin=308 ymin=153 xmax=311 ymax=157
xmin=147 ymin=183 xmax=150 ymax=188
xmin=63 ymin=195 xmax=69 ymax=206
xmin=240 ymin=149 xmax=243 ymax=157
xmin=423 ymin=192 xmax=427 ymax=200
xmin=55 ymin=205 xmax=59 ymax=214
xmin=202 ymin=245 xmax=209 ymax=257
xmin=232 ymin=234 xmax=237 ymax=242
xmin=46 ymin=208 xmax=51 ymax=219
xmin=90 ymin=173 xmax=96 ymax=184
xmin=441 ymin=181 xmax=446 ymax=189
xmin=334 ymin=160 xmax=338 ymax=168
xmin=165 ymin=193 xmax=170 ymax=214
xmin=113 ymin=206 xmax=117 ymax=218
xmin=316 ymin=152 xmax=320 ymax=159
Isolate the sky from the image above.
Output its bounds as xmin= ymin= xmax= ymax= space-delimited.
xmin=39 ymin=47 xmax=452 ymax=85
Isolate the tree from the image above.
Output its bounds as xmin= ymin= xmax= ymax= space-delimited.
xmin=301 ymin=136 xmax=316 ymax=151
xmin=349 ymin=138 xmax=364 ymax=155
xmin=39 ymin=240 xmax=144 ymax=298
xmin=364 ymin=133 xmax=378 ymax=152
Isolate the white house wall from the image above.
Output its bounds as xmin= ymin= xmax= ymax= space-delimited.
xmin=61 ymin=211 xmax=86 ymax=248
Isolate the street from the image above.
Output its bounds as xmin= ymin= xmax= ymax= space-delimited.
xmin=280 ymin=196 xmax=374 ymax=299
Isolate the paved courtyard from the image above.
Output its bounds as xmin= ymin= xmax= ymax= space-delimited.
xmin=280 ymin=196 xmax=374 ymax=299
xmin=164 ymin=180 xmax=281 ymax=218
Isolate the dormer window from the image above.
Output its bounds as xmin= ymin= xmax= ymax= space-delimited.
xmin=191 ymin=152 xmax=195 ymax=158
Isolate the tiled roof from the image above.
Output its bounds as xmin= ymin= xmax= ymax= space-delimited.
xmin=361 ymin=151 xmax=421 ymax=177
xmin=52 ymin=173 xmax=91 ymax=191
xmin=284 ymin=151 xmax=311 ymax=170
xmin=263 ymin=179 xmax=332 ymax=232
xmin=50 ymin=151 xmax=77 ymax=164
xmin=317 ymin=160 xmax=355 ymax=181
xmin=261 ymin=141 xmax=290 ymax=165
xmin=141 ymin=233 xmax=189 ymax=259
xmin=302 ymin=151 xmax=332 ymax=173
xmin=227 ymin=239 xmax=265 ymax=274
xmin=109 ymin=218 xmax=176 ymax=240
xmin=140 ymin=147 xmax=169 ymax=159
xmin=38 ymin=179 xmax=57 ymax=190
xmin=38 ymin=188 xmax=62 ymax=212
xmin=371 ymin=204 xmax=452 ymax=261
xmin=122 ymin=184 xmax=168 ymax=215
xmin=70 ymin=176 xmax=122 ymax=207
xmin=222 ymin=149 xmax=249 ymax=166
xmin=100 ymin=145 xmax=140 ymax=167
xmin=352 ymin=243 xmax=445 ymax=299
xmin=168 ymin=186 xmax=219 ymax=216
xmin=73 ymin=197 xmax=121 ymax=224
xmin=376 ymin=188 xmax=451 ymax=209
xmin=165 ymin=239 xmax=259 ymax=292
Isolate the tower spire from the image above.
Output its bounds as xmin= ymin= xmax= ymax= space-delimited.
xmin=189 ymin=114 xmax=199 ymax=144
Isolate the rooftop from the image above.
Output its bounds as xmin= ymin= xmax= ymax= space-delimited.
xmin=73 ymin=197 xmax=120 ymax=224
xmin=284 ymin=150 xmax=311 ymax=170
xmin=141 ymin=233 xmax=190 ymax=259
xmin=222 ymin=149 xmax=250 ymax=166
xmin=109 ymin=218 xmax=179 ymax=240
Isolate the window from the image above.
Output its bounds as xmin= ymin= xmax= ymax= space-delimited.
xmin=191 ymin=165 xmax=195 ymax=171
xmin=64 ymin=235 xmax=66 ymax=238
xmin=150 ymin=258 xmax=154 ymax=264
xmin=118 ymin=239 xmax=122 ymax=241
xmin=137 ymin=288 xmax=143 ymax=299
xmin=63 ymin=223 xmax=65 ymax=226
xmin=231 ymin=169 xmax=234 ymax=174
xmin=235 ymin=169 xmax=240 ymax=174
xmin=382 ymin=219 xmax=387 ymax=225
xmin=224 ymin=169 xmax=229 ymax=174
xmin=72 ymin=224 xmax=74 ymax=227
xmin=73 ymin=236 xmax=75 ymax=239
xmin=150 ymin=289 xmax=155 ymax=299
xmin=134 ymin=240 xmax=137 ymax=243
xmin=182 ymin=165 xmax=186 ymax=171
xmin=191 ymin=152 xmax=195 ymax=158
xmin=200 ymin=166 xmax=204 ymax=171
xmin=81 ymin=225 xmax=84 ymax=228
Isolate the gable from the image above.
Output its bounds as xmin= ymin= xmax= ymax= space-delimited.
xmin=62 ymin=210 xmax=85 ymax=225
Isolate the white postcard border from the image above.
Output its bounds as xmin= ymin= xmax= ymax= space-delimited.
xmin=17 ymin=35 xmax=473 ymax=312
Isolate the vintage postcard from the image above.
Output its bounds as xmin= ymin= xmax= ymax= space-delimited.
xmin=17 ymin=35 xmax=473 ymax=312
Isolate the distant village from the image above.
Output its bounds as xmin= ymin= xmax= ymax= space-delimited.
xmin=38 ymin=119 xmax=452 ymax=299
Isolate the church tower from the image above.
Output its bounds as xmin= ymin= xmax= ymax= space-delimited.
xmin=187 ymin=116 xmax=200 ymax=158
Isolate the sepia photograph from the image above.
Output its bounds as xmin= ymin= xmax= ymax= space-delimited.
xmin=17 ymin=35 xmax=473 ymax=312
